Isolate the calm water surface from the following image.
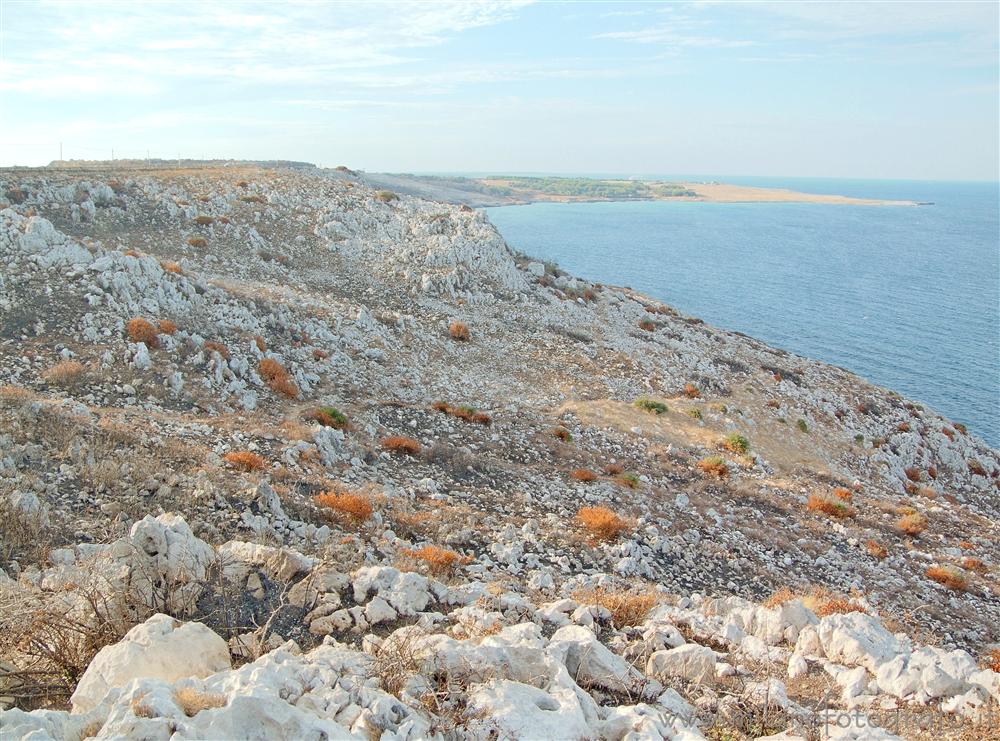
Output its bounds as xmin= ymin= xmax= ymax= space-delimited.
xmin=487 ymin=178 xmax=1000 ymax=446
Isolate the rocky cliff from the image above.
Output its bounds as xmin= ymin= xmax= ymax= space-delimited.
xmin=0 ymin=164 xmax=997 ymax=739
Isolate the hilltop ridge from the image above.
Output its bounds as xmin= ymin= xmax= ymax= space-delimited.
xmin=0 ymin=163 xmax=996 ymax=739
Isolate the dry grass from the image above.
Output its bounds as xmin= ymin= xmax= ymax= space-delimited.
xmin=683 ymin=383 xmax=701 ymax=399
xmin=314 ymin=490 xmax=373 ymax=523
xmin=697 ymin=456 xmax=728 ymax=479
xmin=925 ymin=566 xmax=967 ymax=592
xmin=126 ymin=317 xmax=159 ymax=347
xmin=897 ymin=512 xmax=928 ymax=536
xmin=604 ymin=463 xmax=624 ymax=475
xmin=401 ymin=545 xmax=467 ymax=576
xmin=186 ymin=236 xmax=207 ymax=248
xmin=382 ymin=435 xmax=421 ymax=456
xmin=575 ymin=506 xmax=630 ymax=542
xmin=253 ymin=334 xmax=267 ymax=352
xmin=158 ymin=319 xmax=178 ymax=335
xmin=968 ymin=459 xmax=988 ymax=477
xmin=448 ymin=321 xmax=470 ymax=341
xmin=570 ymin=468 xmax=597 ymax=482
xmin=223 ymin=451 xmax=267 ymax=471
xmin=258 ymin=358 xmax=298 ymax=398
xmin=806 ymin=494 xmax=855 ymax=519
xmin=866 ymin=540 xmax=888 ymax=559
xmin=193 ymin=215 xmax=214 ymax=225
xmin=552 ymin=427 xmax=572 ymax=442
xmin=173 ymin=686 xmax=226 ymax=716
xmin=960 ymin=557 xmax=987 ymax=574
xmin=616 ymin=473 xmax=639 ymax=489
xmin=203 ymin=341 xmax=230 ymax=360
xmin=41 ymin=360 xmax=86 ymax=386
xmin=766 ymin=587 xmax=867 ymax=616
xmin=571 ymin=587 xmax=659 ymax=628
xmin=160 ymin=260 xmax=183 ymax=275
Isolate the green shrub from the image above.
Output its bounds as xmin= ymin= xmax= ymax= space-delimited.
xmin=635 ymin=398 xmax=668 ymax=415
xmin=687 ymin=409 xmax=702 ymax=420
xmin=723 ymin=432 xmax=750 ymax=455
xmin=797 ymin=419 xmax=809 ymax=433
xmin=375 ymin=190 xmax=398 ymax=203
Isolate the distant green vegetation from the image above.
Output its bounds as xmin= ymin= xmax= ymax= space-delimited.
xmin=635 ymin=398 xmax=668 ymax=415
xmin=491 ymin=176 xmax=696 ymax=199
xmin=394 ymin=174 xmax=697 ymax=200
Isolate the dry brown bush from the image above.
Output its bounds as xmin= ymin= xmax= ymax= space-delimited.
xmin=866 ymin=540 xmax=888 ymax=559
xmin=126 ymin=317 xmax=159 ymax=347
xmin=572 ymin=587 xmax=659 ymax=628
xmin=223 ymin=451 xmax=267 ymax=471
xmin=926 ymin=566 xmax=967 ymax=591
xmin=575 ymin=506 xmax=630 ymax=542
xmin=697 ymin=456 xmax=728 ymax=479
xmin=202 ymin=341 xmax=230 ymax=360
xmin=897 ymin=512 xmax=928 ymax=536
xmin=160 ymin=260 xmax=183 ymax=275
xmin=401 ymin=545 xmax=467 ymax=576
xmin=158 ymin=319 xmax=178 ymax=335
xmin=173 ymin=686 xmax=226 ymax=716
xmin=448 ymin=321 xmax=470 ymax=341
xmin=570 ymin=468 xmax=597 ymax=482
xmin=382 ymin=436 xmax=421 ymax=456
xmin=806 ymin=494 xmax=855 ymax=519
xmin=314 ymin=490 xmax=373 ymax=523
xmin=683 ymin=383 xmax=701 ymax=399
xmin=193 ymin=215 xmax=214 ymax=225
xmin=186 ymin=236 xmax=207 ymax=248
xmin=41 ymin=360 xmax=86 ymax=386
xmin=258 ymin=358 xmax=298 ymax=398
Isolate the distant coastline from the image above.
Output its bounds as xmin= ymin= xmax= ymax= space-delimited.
xmin=361 ymin=172 xmax=920 ymax=207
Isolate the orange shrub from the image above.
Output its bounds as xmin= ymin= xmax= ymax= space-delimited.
xmin=925 ymin=566 xmax=967 ymax=592
xmin=807 ymin=494 xmax=855 ymax=519
xmin=833 ymin=487 xmax=853 ymax=501
xmin=382 ymin=435 xmax=421 ymax=456
xmin=158 ymin=319 xmax=178 ymax=335
xmin=575 ymin=506 xmax=629 ymax=542
xmin=203 ymin=341 xmax=230 ymax=360
xmin=697 ymin=456 xmax=728 ymax=479
xmin=126 ymin=317 xmax=159 ymax=347
xmin=570 ymin=469 xmax=597 ymax=482
xmin=866 ymin=540 xmax=888 ymax=559
xmin=904 ymin=467 xmax=921 ymax=483
xmin=314 ymin=490 xmax=373 ymax=523
xmin=161 ymin=260 xmax=183 ymax=274
xmin=552 ymin=427 xmax=572 ymax=442
xmin=401 ymin=545 xmax=466 ymax=576
xmin=804 ymin=588 xmax=868 ymax=617
xmin=604 ymin=463 xmax=624 ymax=475
xmin=253 ymin=335 xmax=266 ymax=352
xmin=638 ymin=319 xmax=656 ymax=332
xmin=961 ymin=557 xmax=987 ymax=574
xmin=224 ymin=451 xmax=267 ymax=471
xmin=187 ymin=236 xmax=207 ymax=248
xmin=987 ymin=648 xmax=1000 ymax=673
xmin=898 ymin=512 xmax=928 ymax=536
xmin=449 ymin=321 xmax=470 ymax=341
xmin=683 ymin=383 xmax=701 ymax=399
xmin=258 ymin=358 xmax=298 ymax=398
xmin=959 ymin=540 xmax=976 ymax=551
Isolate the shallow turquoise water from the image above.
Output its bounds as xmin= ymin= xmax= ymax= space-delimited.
xmin=487 ymin=179 xmax=1000 ymax=446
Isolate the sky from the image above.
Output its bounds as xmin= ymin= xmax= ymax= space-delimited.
xmin=1 ymin=0 xmax=997 ymax=180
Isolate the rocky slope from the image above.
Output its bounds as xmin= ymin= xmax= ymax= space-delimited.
xmin=0 ymin=163 xmax=997 ymax=740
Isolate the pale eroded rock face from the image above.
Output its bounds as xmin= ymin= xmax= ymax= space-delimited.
xmin=70 ymin=613 xmax=230 ymax=713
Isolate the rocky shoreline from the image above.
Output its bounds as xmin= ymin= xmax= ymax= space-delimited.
xmin=0 ymin=163 xmax=996 ymax=739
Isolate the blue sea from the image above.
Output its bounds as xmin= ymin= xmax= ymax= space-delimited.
xmin=486 ymin=178 xmax=1000 ymax=447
